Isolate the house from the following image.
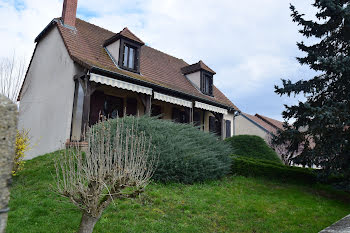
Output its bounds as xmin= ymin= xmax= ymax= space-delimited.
xmin=18 ymin=0 xmax=240 ymax=159
xmin=234 ymin=112 xmax=284 ymax=140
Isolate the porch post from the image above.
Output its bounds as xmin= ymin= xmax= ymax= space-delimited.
xmin=190 ymin=107 xmax=193 ymax=123
xmin=139 ymin=94 xmax=152 ymax=115
xmin=221 ymin=115 xmax=226 ymax=140
xmin=78 ymin=75 xmax=96 ymax=137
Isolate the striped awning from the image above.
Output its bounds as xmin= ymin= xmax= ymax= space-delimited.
xmin=154 ymin=92 xmax=192 ymax=108
xmin=195 ymin=101 xmax=228 ymax=114
xmin=90 ymin=73 xmax=152 ymax=95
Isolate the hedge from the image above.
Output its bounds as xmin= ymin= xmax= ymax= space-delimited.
xmin=105 ymin=116 xmax=232 ymax=184
xmin=231 ymin=155 xmax=317 ymax=184
xmin=225 ymin=135 xmax=282 ymax=163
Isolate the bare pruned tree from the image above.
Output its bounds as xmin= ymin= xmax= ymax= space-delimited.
xmin=0 ymin=55 xmax=26 ymax=103
xmin=54 ymin=117 xmax=158 ymax=233
xmin=266 ymin=134 xmax=295 ymax=166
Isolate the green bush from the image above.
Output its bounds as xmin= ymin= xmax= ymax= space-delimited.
xmin=106 ymin=116 xmax=232 ymax=184
xmin=231 ymin=155 xmax=317 ymax=184
xmin=225 ymin=135 xmax=281 ymax=163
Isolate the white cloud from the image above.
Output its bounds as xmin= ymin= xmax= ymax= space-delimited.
xmin=0 ymin=0 xmax=318 ymax=119
xmin=0 ymin=0 xmax=61 ymax=59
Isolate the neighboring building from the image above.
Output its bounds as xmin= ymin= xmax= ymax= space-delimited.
xmin=234 ymin=112 xmax=284 ymax=140
xmin=18 ymin=0 xmax=239 ymax=159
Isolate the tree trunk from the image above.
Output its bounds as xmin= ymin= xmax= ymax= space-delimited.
xmin=78 ymin=212 xmax=99 ymax=233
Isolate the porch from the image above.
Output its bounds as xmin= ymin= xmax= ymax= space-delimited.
xmin=69 ymin=73 xmax=234 ymax=142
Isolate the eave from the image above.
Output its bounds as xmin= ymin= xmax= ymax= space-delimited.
xmin=90 ymin=66 xmax=237 ymax=112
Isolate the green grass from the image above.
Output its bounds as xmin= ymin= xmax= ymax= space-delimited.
xmin=7 ymin=151 xmax=350 ymax=233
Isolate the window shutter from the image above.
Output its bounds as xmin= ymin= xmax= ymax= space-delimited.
xmin=226 ymin=120 xmax=231 ymax=138
xmin=209 ymin=76 xmax=213 ymax=95
xmin=200 ymin=73 xmax=203 ymax=92
xmin=135 ymin=48 xmax=139 ymax=72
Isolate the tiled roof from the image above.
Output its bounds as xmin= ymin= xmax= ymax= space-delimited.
xmin=242 ymin=113 xmax=282 ymax=135
xmin=255 ymin=114 xmax=285 ymax=131
xmin=52 ymin=18 xmax=237 ymax=110
xmin=104 ymin=27 xmax=145 ymax=46
xmin=181 ymin=60 xmax=216 ymax=75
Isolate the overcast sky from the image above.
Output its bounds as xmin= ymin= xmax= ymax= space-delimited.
xmin=0 ymin=0 xmax=318 ymax=121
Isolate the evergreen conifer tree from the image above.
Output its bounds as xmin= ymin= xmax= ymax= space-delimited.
xmin=274 ymin=0 xmax=350 ymax=178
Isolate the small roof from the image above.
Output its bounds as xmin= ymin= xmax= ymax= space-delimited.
xmin=242 ymin=113 xmax=284 ymax=135
xmin=181 ymin=60 xmax=216 ymax=75
xmin=255 ymin=114 xmax=285 ymax=131
xmin=104 ymin=27 xmax=145 ymax=46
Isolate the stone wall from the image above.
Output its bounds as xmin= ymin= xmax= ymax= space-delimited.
xmin=0 ymin=95 xmax=17 ymax=233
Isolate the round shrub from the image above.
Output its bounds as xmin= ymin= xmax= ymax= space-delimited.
xmin=107 ymin=116 xmax=232 ymax=184
xmin=225 ymin=135 xmax=281 ymax=163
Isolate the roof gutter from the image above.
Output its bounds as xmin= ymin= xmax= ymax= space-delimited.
xmin=89 ymin=66 xmax=237 ymax=112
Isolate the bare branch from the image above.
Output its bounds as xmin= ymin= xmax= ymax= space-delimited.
xmin=54 ymin=117 xmax=158 ymax=232
xmin=0 ymin=54 xmax=26 ymax=103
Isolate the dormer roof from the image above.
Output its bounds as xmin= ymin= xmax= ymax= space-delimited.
xmin=104 ymin=27 xmax=145 ymax=46
xmin=181 ymin=60 xmax=216 ymax=75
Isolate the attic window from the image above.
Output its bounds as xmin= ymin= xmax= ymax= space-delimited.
xmin=201 ymin=72 xmax=213 ymax=96
xmin=119 ymin=40 xmax=140 ymax=73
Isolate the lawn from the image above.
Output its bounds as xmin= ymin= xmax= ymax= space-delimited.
xmin=7 ymin=151 xmax=350 ymax=233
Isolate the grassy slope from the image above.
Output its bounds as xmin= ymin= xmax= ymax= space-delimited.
xmin=7 ymin=152 xmax=350 ymax=233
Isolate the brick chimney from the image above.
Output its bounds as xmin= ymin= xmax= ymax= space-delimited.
xmin=61 ymin=0 xmax=78 ymax=28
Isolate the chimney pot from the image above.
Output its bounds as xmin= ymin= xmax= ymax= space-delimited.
xmin=62 ymin=0 xmax=78 ymax=28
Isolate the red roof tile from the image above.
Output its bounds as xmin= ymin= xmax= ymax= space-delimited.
xmin=53 ymin=18 xmax=238 ymax=110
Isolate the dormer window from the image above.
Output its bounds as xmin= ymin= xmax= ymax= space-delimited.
xmin=119 ymin=40 xmax=140 ymax=73
xmin=201 ymin=72 xmax=213 ymax=96
xmin=181 ymin=60 xmax=216 ymax=96
xmin=122 ymin=43 xmax=137 ymax=70
xmin=103 ymin=27 xmax=144 ymax=74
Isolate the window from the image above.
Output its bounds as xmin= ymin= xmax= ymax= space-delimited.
xmin=126 ymin=98 xmax=138 ymax=116
xmin=172 ymin=107 xmax=188 ymax=123
xmin=151 ymin=104 xmax=162 ymax=118
xmin=102 ymin=96 xmax=124 ymax=119
xmin=193 ymin=111 xmax=201 ymax=127
xmin=89 ymin=92 xmax=124 ymax=125
xmin=122 ymin=44 xmax=136 ymax=70
xmin=209 ymin=116 xmax=221 ymax=136
xmin=201 ymin=73 xmax=213 ymax=96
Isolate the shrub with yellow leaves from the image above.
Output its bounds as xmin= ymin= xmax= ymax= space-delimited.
xmin=13 ymin=129 xmax=30 ymax=176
